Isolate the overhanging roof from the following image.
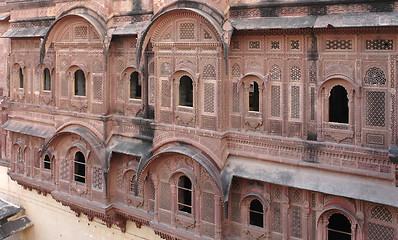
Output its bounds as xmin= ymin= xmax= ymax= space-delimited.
xmin=2 ymin=120 xmax=54 ymax=139
xmin=0 ymin=14 xmax=9 ymax=21
xmin=221 ymin=156 xmax=398 ymax=209
xmin=1 ymin=27 xmax=49 ymax=38
xmin=231 ymin=12 xmax=398 ymax=31
xmin=0 ymin=198 xmax=32 ymax=240
xmin=112 ymin=21 xmax=150 ymax=36
xmin=108 ymin=137 xmax=152 ymax=157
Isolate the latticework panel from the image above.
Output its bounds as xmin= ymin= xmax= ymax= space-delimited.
xmin=149 ymin=77 xmax=155 ymax=104
xmin=116 ymin=59 xmax=124 ymax=72
xmin=75 ymin=26 xmax=88 ymax=40
xmin=160 ymin=182 xmax=170 ymax=210
xmin=271 ymin=85 xmax=281 ymax=117
xmin=232 ymin=63 xmax=240 ymax=78
xmin=92 ymin=166 xmax=103 ymax=190
xmin=60 ymin=158 xmax=69 ymax=180
xmin=291 ymin=206 xmax=301 ymax=238
xmin=365 ymin=91 xmax=386 ymax=127
xmin=202 ymin=222 xmax=215 ymax=238
xmin=232 ymin=82 xmax=240 ymax=113
xmin=291 ymin=40 xmax=300 ymax=49
xmin=180 ymin=23 xmax=194 ymax=39
xmin=290 ymin=66 xmax=301 ymax=81
xmin=271 ymin=41 xmax=280 ymax=50
xmin=326 ymin=40 xmax=352 ymax=50
xmin=249 ymin=41 xmax=260 ymax=49
xmin=270 ymin=65 xmax=281 ymax=81
xmin=204 ymin=83 xmax=215 ymax=113
xmin=202 ymin=192 xmax=215 ymax=223
xmin=365 ymin=67 xmax=386 ymax=85
xmin=203 ymin=64 xmax=216 ymax=79
xmin=310 ymin=87 xmax=315 ymax=120
xmin=368 ymin=223 xmax=394 ymax=240
xmin=161 ymin=80 xmax=171 ymax=107
xmin=92 ymin=60 xmax=102 ymax=73
xmin=291 ymin=86 xmax=300 ymax=119
xmin=116 ymin=169 xmax=123 ymax=189
xmin=291 ymin=189 xmax=301 ymax=204
xmin=273 ymin=202 xmax=281 ymax=233
xmin=366 ymin=39 xmax=393 ymax=50
xmin=371 ymin=205 xmax=393 ymax=222
xmin=149 ymin=178 xmax=155 ymax=200
xmin=230 ymin=192 xmax=241 ymax=223
xmin=93 ymin=76 xmax=102 ymax=100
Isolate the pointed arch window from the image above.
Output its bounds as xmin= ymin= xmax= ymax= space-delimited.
xmin=249 ymin=199 xmax=264 ymax=227
xmin=74 ymin=69 xmax=86 ymax=96
xmin=43 ymin=154 xmax=51 ymax=170
xmin=329 ymin=85 xmax=348 ymax=123
xmin=327 ymin=213 xmax=352 ymax=240
xmin=129 ymin=71 xmax=141 ymax=99
xmin=43 ymin=68 xmax=51 ymax=91
xmin=179 ymin=76 xmax=193 ymax=107
xmin=177 ymin=175 xmax=192 ymax=214
xmin=74 ymin=151 xmax=86 ymax=183
xmin=249 ymin=81 xmax=259 ymax=112
xmin=18 ymin=67 xmax=24 ymax=89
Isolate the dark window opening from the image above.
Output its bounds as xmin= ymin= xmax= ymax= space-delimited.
xmin=249 ymin=199 xmax=264 ymax=227
xmin=74 ymin=151 xmax=86 ymax=183
xmin=329 ymin=85 xmax=349 ymax=123
xmin=130 ymin=72 xmax=141 ymax=99
xmin=129 ymin=175 xmax=135 ymax=193
xmin=327 ymin=213 xmax=352 ymax=240
xmin=43 ymin=68 xmax=51 ymax=91
xmin=19 ymin=67 xmax=23 ymax=89
xmin=179 ymin=76 xmax=193 ymax=107
xmin=74 ymin=70 xmax=86 ymax=96
xmin=44 ymin=155 xmax=51 ymax=170
xmin=177 ymin=175 xmax=192 ymax=214
xmin=249 ymin=81 xmax=259 ymax=111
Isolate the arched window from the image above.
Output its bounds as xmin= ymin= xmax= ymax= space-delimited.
xmin=74 ymin=70 xmax=86 ymax=96
xmin=179 ymin=76 xmax=193 ymax=107
xmin=18 ymin=67 xmax=24 ymax=88
xmin=74 ymin=151 xmax=85 ymax=183
xmin=43 ymin=155 xmax=51 ymax=170
xmin=329 ymin=85 xmax=348 ymax=123
xmin=249 ymin=199 xmax=264 ymax=227
xmin=327 ymin=213 xmax=352 ymax=240
xmin=43 ymin=68 xmax=51 ymax=91
xmin=177 ymin=175 xmax=192 ymax=214
xmin=249 ymin=81 xmax=259 ymax=112
xmin=129 ymin=71 xmax=141 ymax=99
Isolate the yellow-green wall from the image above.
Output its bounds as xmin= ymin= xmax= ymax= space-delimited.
xmin=0 ymin=166 xmax=162 ymax=240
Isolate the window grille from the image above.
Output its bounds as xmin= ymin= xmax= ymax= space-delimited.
xmin=270 ymin=65 xmax=281 ymax=81
xmin=203 ymin=64 xmax=216 ymax=79
xmin=271 ymin=85 xmax=281 ymax=117
xmin=365 ymin=91 xmax=385 ymax=127
xmin=364 ymin=67 xmax=386 ymax=85
xmin=204 ymin=83 xmax=215 ymax=113
xmin=180 ymin=23 xmax=194 ymax=39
